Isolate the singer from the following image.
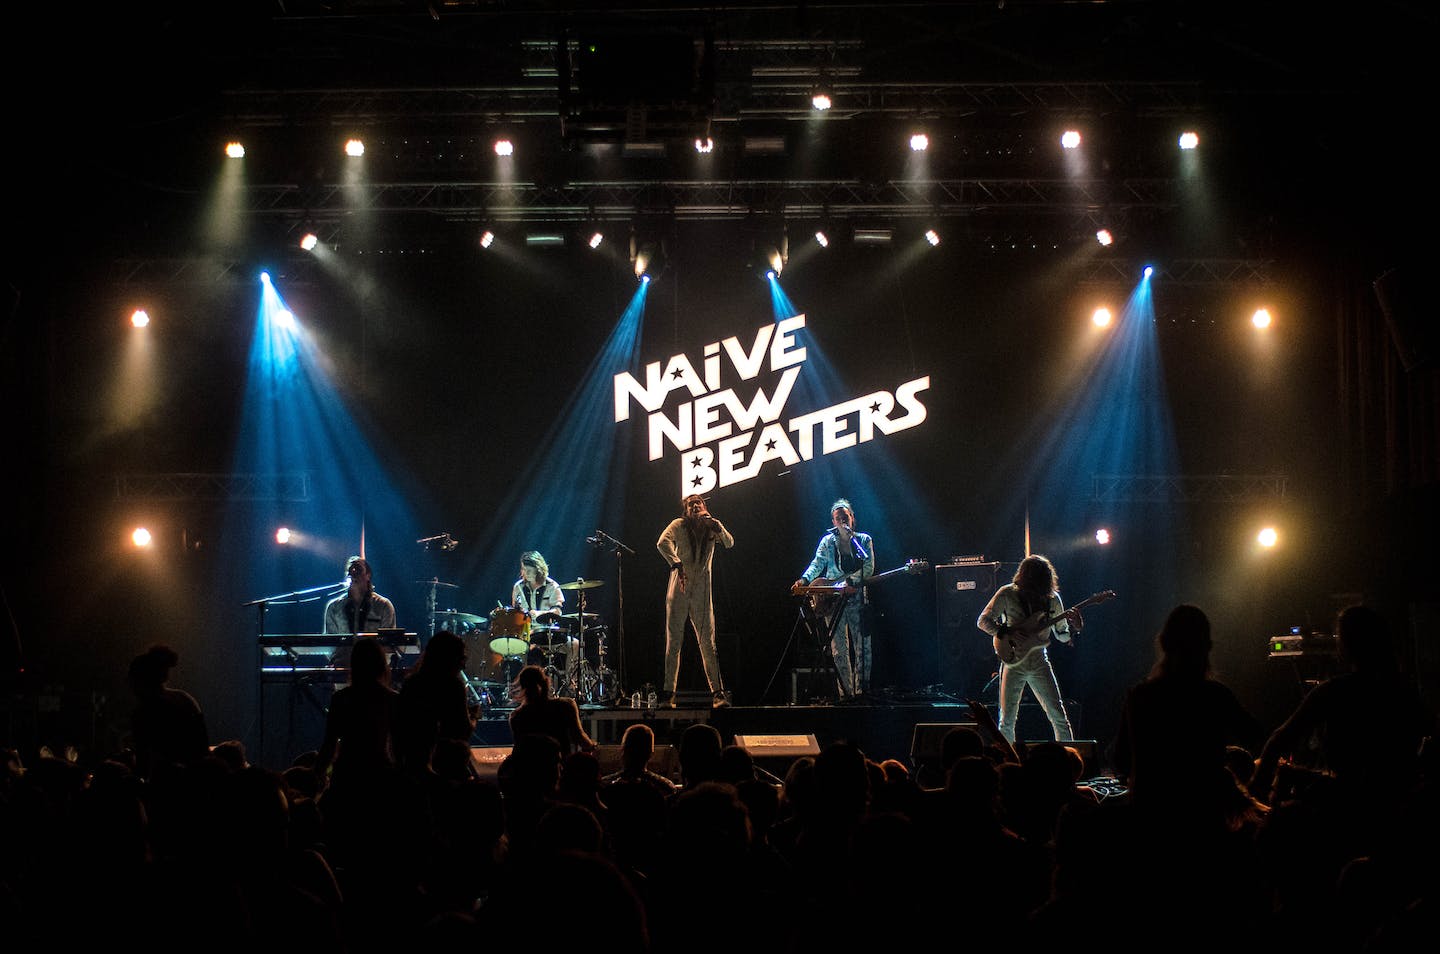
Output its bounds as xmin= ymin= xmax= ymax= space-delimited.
xmin=791 ymin=498 xmax=875 ymax=700
xmin=656 ymin=494 xmax=735 ymax=708
xmin=324 ymin=555 xmax=398 ymax=635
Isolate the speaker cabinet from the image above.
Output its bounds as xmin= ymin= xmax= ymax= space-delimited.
xmin=594 ymin=743 xmax=680 ymax=782
xmin=935 ymin=562 xmax=999 ymax=696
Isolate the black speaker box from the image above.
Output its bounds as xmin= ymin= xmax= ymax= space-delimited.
xmin=595 ymin=743 xmax=680 ymax=782
xmin=935 ymin=562 xmax=999 ymax=695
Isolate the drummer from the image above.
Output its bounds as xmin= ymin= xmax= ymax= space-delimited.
xmin=513 ymin=550 xmax=564 ymax=619
xmin=511 ymin=550 xmax=576 ymax=690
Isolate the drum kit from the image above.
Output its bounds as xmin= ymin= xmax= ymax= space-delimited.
xmin=427 ymin=577 xmax=616 ymax=710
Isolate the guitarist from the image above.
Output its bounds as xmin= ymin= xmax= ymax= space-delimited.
xmin=976 ymin=554 xmax=1080 ymax=742
xmin=791 ymin=498 xmax=876 ymax=700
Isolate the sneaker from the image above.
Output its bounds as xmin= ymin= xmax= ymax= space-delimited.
xmin=712 ymin=690 xmax=732 ymax=709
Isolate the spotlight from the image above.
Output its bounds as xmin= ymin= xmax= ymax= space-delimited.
xmin=1257 ymin=527 xmax=1278 ymax=548
xmin=344 ymin=138 xmax=365 ymax=157
xmin=1095 ymin=229 xmax=1113 ymax=246
xmin=1178 ymin=131 xmax=1199 ymax=150
xmin=131 ymin=309 xmax=150 ymax=328
xmin=131 ymin=527 xmax=152 ymax=548
xmin=853 ymin=228 xmax=893 ymax=245
xmin=224 ymin=141 xmax=245 ymax=159
xmin=1095 ymin=528 xmax=1111 ymax=545
xmin=300 ymin=233 xmax=318 ymax=251
xmin=909 ymin=132 xmax=929 ymax=152
xmin=276 ymin=527 xmax=292 ymax=545
xmin=276 ymin=309 xmax=296 ymax=329
xmin=634 ymin=246 xmax=652 ymax=278
xmin=814 ymin=231 xmax=829 ymax=248
xmin=479 ymin=230 xmax=495 ymax=249
xmin=641 ymin=274 xmax=651 ymax=284
xmin=766 ymin=246 xmax=785 ymax=276
xmin=589 ymin=232 xmax=604 ymax=249
xmin=525 ymin=232 xmax=565 ymax=247
xmin=811 ymin=88 xmax=832 ymax=111
xmin=694 ymin=136 xmax=714 ymax=153
xmin=260 ymin=271 xmax=271 ymax=285
xmin=494 ymin=138 xmax=514 ymax=157
xmin=1061 ymin=130 xmax=1082 ymax=149
xmin=1143 ymin=265 xmax=1154 ymax=279
xmin=1092 ymin=307 xmax=1113 ymax=327
xmin=1252 ymin=308 xmax=1272 ymax=329
xmin=765 ymin=269 xmax=776 ymax=281
xmin=924 ymin=229 xmax=940 ymax=246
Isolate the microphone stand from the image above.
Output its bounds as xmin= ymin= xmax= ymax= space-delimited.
xmin=592 ymin=530 xmax=634 ymax=702
xmin=241 ymin=581 xmax=345 ymax=768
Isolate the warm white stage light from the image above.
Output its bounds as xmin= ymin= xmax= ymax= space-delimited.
xmin=480 ymin=230 xmax=495 ymax=249
xmin=1179 ymin=131 xmax=1199 ymax=150
xmin=909 ymin=133 xmax=929 ymax=152
xmin=766 ymin=247 xmax=784 ymax=276
xmin=814 ymin=231 xmax=829 ymax=248
xmin=811 ymin=91 xmax=832 ymax=111
xmin=1096 ymin=229 xmax=1114 ymax=246
xmin=494 ymin=138 xmax=514 ymax=156
xmin=1257 ymin=527 xmax=1278 ymax=547
xmin=1092 ymin=307 xmax=1113 ymax=327
xmin=1095 ymin=528 xmax=1111 ymax=545
xmin=634 ymin=250 xmax=651 ymax=278
xmin=132 ymin=527 xmax=152 ymax=548
xmin=589 ymin=232 xmax=604 ymax=249
xmin=1061 ymin=130 xmax=1082 ymax=149
xmin=131 ymin=309 xmax=150 ymax=328
xmin=1252 ymin=308 xmax=1272 ymax=329
xmin=344 ymin=139 xmax=365 ymax=157
xmin=694 ymin=136 xmax=714 ymax=153
xmin=276 ymin=527 xmax=291 ymax=544
xmin=300 ymin=233 xmax=318 ymax=251
xmin=225 ymin=142 xmax=245 ymax=159
xmin=924 ymin=229 xmax=941 ymax=246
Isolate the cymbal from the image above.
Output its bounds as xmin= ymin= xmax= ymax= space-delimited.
xmin=416 ymin=579 xmax=459 ymax=588
xmin=432 ymin=610 xmax=483 ymax=624
xmin=559 ymin=578 xmax=605 ymax=590
xmin=560 ymin=612 xmax=601 ymax=622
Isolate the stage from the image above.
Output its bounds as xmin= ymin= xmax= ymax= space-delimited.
xmin=470 ymin=699 xmax=1101 ymax=780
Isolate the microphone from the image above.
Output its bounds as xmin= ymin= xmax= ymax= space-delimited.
xmin=442 ymin=534 xmax=458 ymax=551
xmin=586 ymin=535 xmax=604 ymax=546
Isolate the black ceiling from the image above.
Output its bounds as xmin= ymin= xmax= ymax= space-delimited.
xmin=8 ymin=1 xmax=1433 ymax=275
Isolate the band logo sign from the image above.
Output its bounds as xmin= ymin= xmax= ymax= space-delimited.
xmin=613 ymin=314 xmax=930 ymax=494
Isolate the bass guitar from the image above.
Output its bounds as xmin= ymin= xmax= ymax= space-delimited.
xmin=794 ymin=558 xmax=931 ymax=615
xmin=992 ymin=589 xmax=1117 ymax=666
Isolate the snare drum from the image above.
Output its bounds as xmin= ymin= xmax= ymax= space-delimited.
xmin=488 ymin=606 xmax=531 ymax=657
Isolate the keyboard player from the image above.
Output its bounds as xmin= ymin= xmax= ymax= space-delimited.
xmin=324 ymin=555 xmax=397 ymax=635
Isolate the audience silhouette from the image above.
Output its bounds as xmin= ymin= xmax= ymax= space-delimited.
xmin=2 ymin=608 xmax=1433 ymax=953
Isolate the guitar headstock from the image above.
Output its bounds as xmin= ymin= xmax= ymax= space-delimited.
xmin=1094 ymin=589 xmax=1118 ymax=603
xmin=905 ymin=558 xmax=931 ymax=574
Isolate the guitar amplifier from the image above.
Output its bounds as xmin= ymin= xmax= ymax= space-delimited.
xmin=935 ymin=562 xmax=999 ymax=696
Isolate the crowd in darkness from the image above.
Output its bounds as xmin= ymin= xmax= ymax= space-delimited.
xmin=0 ymin=605 xmax=1434 ymax=952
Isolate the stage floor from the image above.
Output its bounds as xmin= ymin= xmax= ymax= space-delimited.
xmin=471 ymin=699 xmax=1099 ymax=773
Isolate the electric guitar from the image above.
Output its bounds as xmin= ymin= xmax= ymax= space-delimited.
xmin=793 ymin=558 xmax=931 ymax=615
xmin=992 ymin=589 xmax=1117 ymax=666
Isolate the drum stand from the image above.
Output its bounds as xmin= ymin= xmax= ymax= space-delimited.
xmin=573 ymin=588 xmax=595 ymax=703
